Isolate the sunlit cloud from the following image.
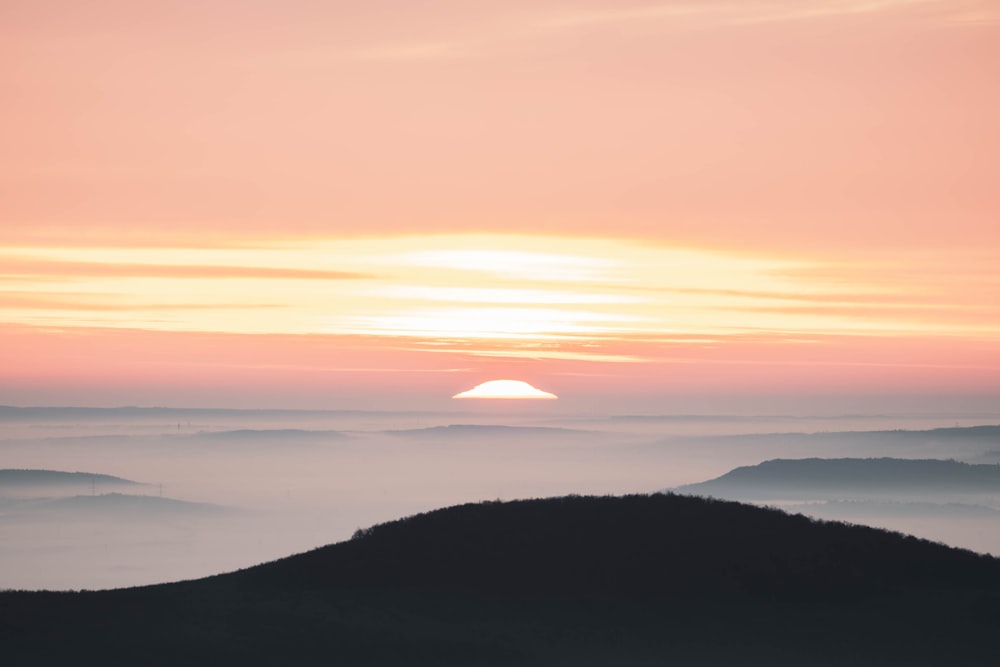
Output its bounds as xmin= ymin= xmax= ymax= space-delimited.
xmin=0 ymin=258 xmax=372 ymax=281
xmin=335 ymin=307 xmax=644 ymax=340
xmin=2 ymin=234 xmax=997 ymax=365
xmin=383 ymin=286 xmax=645 ymax=306
xmin=312 ymin=0 xmax=1000 ymax=70
xmin=393 ymin=249 xmax=619 ymax=283
xmin=455 ymin=348 xmax=646 ymax=364
xmin=536 ymin=0 xmax=997 ymax=30
xmin=0 ymin=292 xmax=281 ymax=312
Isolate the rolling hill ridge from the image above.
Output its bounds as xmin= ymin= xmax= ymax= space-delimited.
xmin=3 ymin=494 xmax=999 ymax=666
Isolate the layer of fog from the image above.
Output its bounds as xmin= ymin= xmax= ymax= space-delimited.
xmin=1 ymin=407 xmax=998 ymax=590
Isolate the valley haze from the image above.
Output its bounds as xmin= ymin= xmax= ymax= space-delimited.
xmin=2 ymin=405 xmax=1000 ymax=590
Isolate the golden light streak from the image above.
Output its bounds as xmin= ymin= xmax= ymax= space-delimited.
xmin=383 ymin=286 xmax=645 ymax=305
xmin=1 ymin=234 xmax=997 ymax=364
xmin=335 ymin=307 xmax=643 ymax=340
xmin=395 ymin=248 xmax=618 ymax=282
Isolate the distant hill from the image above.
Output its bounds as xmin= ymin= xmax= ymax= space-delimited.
xmin=0 ymin=469 xmax=141 ymax=488
xmin=2 ymin=494 xmax=999 ymax=666
xmin=17 ymin=492 xmax=233 ymax=518
xmin=192 ymin=428 xmax=350 ymax=442
xmin=673 ymin=457 xmax=1000 ymax=500
xmin=385 ymin=424 xmax=596 ymax=438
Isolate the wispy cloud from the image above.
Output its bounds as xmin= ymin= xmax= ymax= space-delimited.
xmin=536 ymin=0 xmax=998 ymax=30
xmin=345 ymin=0 xmax=998 ymax=66
xmin=0 ymin=292 xmax=281 ymax=312
xmin=0 ymin=258 xmax=373 ymax=281
xmin=3 ymin=235 xmax=996 ymax=364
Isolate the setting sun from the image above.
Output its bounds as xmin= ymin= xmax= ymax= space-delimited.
xmin=452 ymin=380 xmax=558 ymax=400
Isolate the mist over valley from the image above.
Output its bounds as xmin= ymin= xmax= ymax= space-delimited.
xmin=2 ymin=406 xmax=999 ymax=590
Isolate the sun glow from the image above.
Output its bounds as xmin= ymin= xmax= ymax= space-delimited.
xmin=2 ymin=234 xmax=996 ymax=369
xmin=453 ymin=379 xmax=558 ymax=400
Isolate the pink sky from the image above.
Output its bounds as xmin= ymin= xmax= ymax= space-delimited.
xmin=2 ymin=1 xmax=998 ymax=412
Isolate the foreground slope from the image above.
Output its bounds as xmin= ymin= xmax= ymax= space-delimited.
xmin=3 ymin=494 xmax=1000 ymax=666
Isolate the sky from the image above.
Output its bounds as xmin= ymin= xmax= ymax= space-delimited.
xmin=2 ymin=0 xmax=999 ymax=413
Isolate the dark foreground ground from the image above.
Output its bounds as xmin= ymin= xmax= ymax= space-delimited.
xmin=3 ymin=494 xmax=1000 ymax=665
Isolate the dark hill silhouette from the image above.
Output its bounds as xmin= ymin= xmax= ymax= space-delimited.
xmin=2 ymin=494 xmax=999 ymax=666
xmin=674 ymin=457 xmax=1000 ymax=499
xmin=0 ymin=469 xmax=141 ymax=488
xmin=252 ymin=493 xmax=994 ymax=599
